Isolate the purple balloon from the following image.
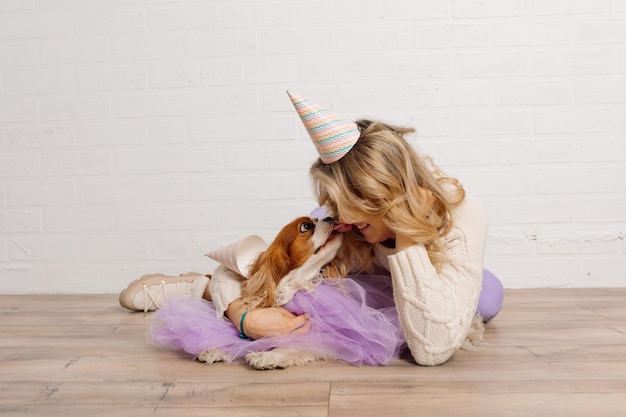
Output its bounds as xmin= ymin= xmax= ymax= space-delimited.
xmin=477 ymin=269 xmax=504 ymax=322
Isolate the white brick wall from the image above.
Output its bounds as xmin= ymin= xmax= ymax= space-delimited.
xmin=1 ymin=0 xmax=625 ymax=293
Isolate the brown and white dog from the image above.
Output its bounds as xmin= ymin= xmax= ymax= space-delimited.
xmin=198 ymin=215 xmax=350 ymax=369
xmin=242 ymin=215 xmax=346 ymax=309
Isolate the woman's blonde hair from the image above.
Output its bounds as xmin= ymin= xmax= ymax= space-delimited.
xmin=309 ymin=120 xmax=465 ymax=272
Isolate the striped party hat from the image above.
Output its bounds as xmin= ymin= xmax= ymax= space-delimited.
xmin=287 ymin=90 xmax=360 ymax=164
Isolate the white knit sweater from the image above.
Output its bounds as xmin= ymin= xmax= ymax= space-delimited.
xmin=384 ymin=191 xmax=488 ymax=365
xmin=209 ymin=191 xmax=488 ymax=366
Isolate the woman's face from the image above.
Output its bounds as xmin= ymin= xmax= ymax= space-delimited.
xmin=338 ymin=212 xmax=395 ymax=244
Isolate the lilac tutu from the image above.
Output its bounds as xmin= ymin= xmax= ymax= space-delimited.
xmin=149 ymin=275 xmax=406 ymax=366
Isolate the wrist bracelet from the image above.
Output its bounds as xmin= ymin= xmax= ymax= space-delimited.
xmin=239 ymin=311 xmax=248 ymax=339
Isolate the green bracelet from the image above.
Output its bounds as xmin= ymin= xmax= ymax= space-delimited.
xmin=239 ymin=311 xmax=248 ymax=339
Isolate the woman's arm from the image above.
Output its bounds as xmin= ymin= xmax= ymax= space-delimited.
xmin=209 ymin=265 xmax=309 ymax=339
xmin=225 ymin=299 xmax=309 ymax=340
xmin=208 ymin=265 xmax=244 ymax=317
xmin=388 ymin=193 xmax=488 ymax=366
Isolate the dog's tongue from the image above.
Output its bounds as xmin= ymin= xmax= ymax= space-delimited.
xmin=333 ymin=223 xmax=353 ymax=233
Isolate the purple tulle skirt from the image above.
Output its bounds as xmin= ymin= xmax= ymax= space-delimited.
xmin=149 ymin=275 xmax=407 ymax=366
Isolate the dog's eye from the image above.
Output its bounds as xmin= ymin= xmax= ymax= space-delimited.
xmin=299 ymin=222 xmax=314 ymax=233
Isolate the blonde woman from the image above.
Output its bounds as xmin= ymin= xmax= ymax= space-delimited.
xmin=305 ymin=118 xmax=489 ymax=365
xmin=120 ymin=91 xmax=497 ymax=366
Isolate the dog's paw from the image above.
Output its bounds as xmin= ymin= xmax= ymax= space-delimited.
xmin=245 ymin=348 xmax=325 ymax=370
xmin=196 ymin=349 xmax=231 ymax=365
xmin=245 ymin=351 xmax=280 ymax=370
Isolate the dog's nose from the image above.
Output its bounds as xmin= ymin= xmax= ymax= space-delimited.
xmin=323 ymin=217 xmax=335 ymax=224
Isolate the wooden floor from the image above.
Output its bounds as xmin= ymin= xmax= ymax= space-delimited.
xmin=1 ymin=288 xmax=625 ymax=417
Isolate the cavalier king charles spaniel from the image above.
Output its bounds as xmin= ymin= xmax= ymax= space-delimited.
xmin=241 ymin=215 xmax=346 ymax=310
xmin=243 ymin=215 xmax=351 ymax=369
xmin=198 ymin=214 xmax=351 ymax=369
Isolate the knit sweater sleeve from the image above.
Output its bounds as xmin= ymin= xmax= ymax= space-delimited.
xmin=387 ymin=191 xmax=488 ymax=366
xmin=208 ymin=265 xmax=244 ymax=318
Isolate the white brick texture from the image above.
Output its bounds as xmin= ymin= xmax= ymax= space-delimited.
xmin=1 ymin=0 xmax=626 ymax=293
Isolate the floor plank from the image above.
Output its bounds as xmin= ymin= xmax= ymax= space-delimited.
xmin=1 ymin=289 xmax=625 ymax=417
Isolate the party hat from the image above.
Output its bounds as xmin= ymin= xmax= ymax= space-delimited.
xmin=310 ymin=206 xmax=328 ymax=220
xmin=287 ymin=90 xmax=360 ymax=164
xmin=205 ymin=235 xmax=267 ymax=278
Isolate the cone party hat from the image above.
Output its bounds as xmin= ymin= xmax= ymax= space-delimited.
xmin=205 ymin=235 xmax=267 ymax=278
xmin=287 ymin=90 xmax=360 ymax=164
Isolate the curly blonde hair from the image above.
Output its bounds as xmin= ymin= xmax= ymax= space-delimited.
xmin=309 ymin=120 xmax=465 ymax=273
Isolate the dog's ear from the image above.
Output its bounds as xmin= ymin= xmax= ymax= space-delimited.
xmin=321 ymin=263 xmax=341 ymax=278
xmin=242 ymin=244 xmax=293 ymax=309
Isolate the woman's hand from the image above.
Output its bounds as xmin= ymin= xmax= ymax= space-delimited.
xmin=225 ymin=298 xmax=309 ymax=340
